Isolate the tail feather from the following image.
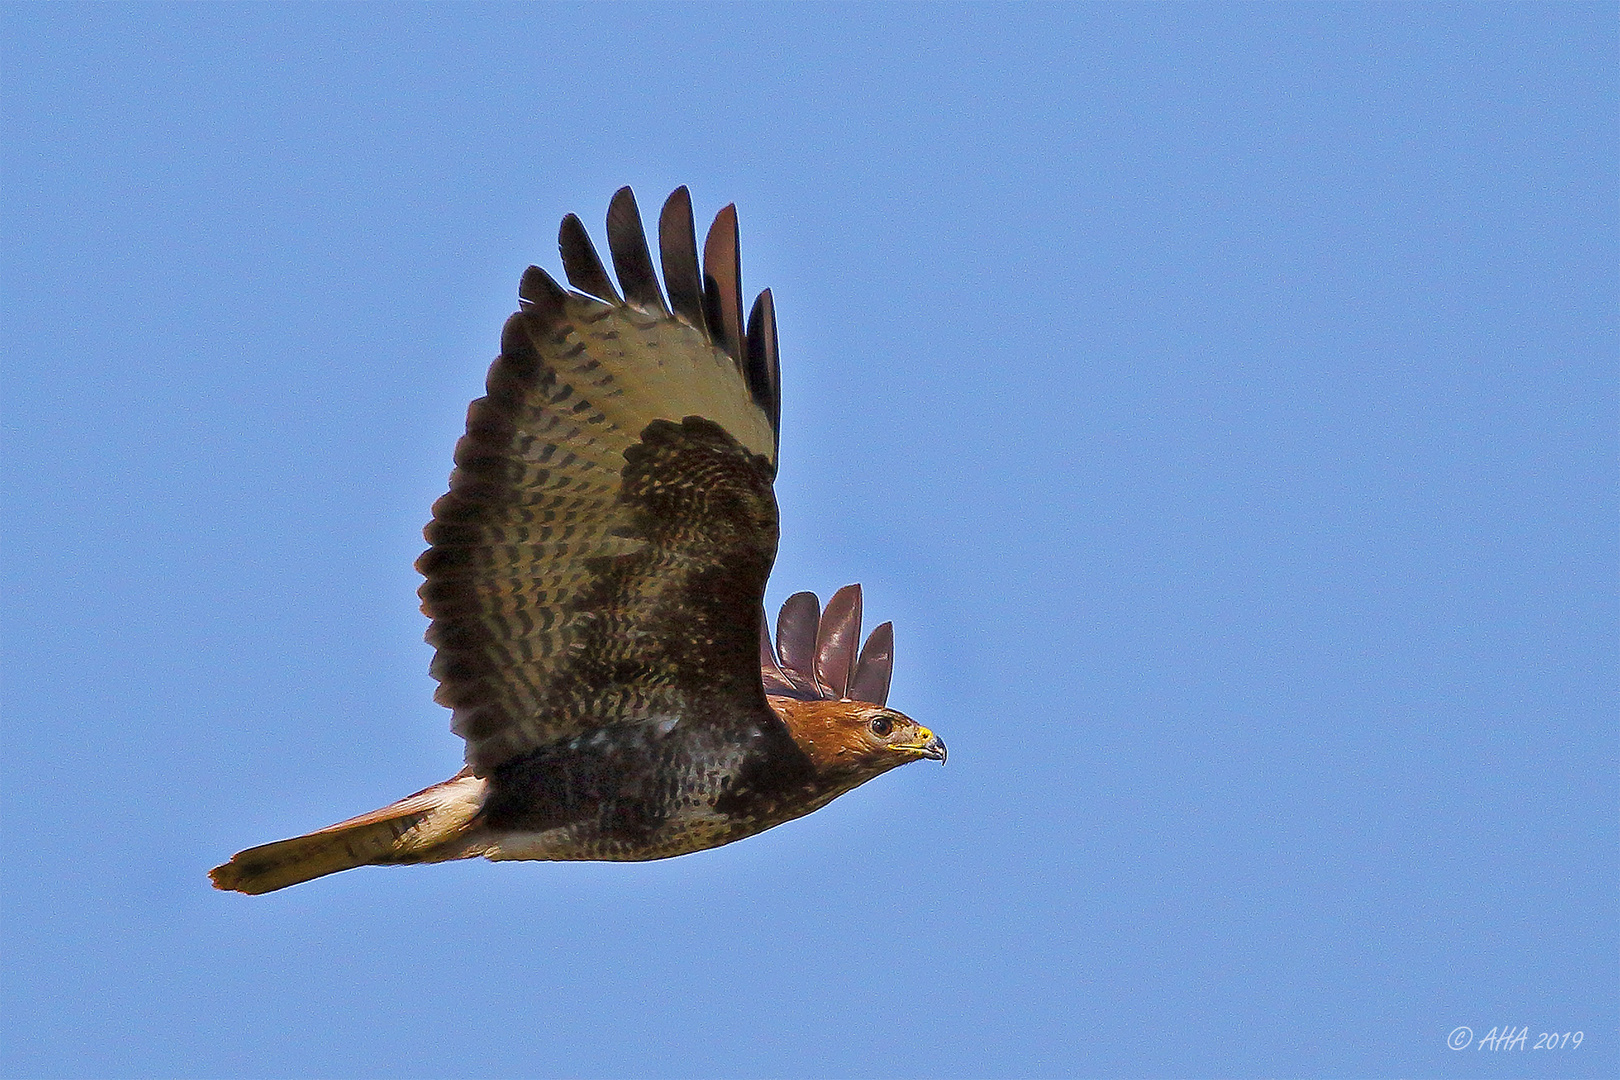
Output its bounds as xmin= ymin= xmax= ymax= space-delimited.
xmin=209 ymin=771 xmax=486 ymax=895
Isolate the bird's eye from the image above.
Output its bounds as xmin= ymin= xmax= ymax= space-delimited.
xmin=869 ymin=716 xmax=894 ymax=738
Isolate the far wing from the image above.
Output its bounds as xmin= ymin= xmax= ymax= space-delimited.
xmin=760 ymin=585 xmax=894 ymax=706
xmin=418 ymin=187 xmax=784 ymax=772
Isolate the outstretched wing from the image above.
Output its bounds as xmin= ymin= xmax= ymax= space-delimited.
xmin=759 ymin=584 xmax=895 ymax=706
xmin=418 ymin=187 xmax=785 ymax=773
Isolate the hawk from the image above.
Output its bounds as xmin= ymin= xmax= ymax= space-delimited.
xmin=210 ymin=186 xmax=944 ymax=894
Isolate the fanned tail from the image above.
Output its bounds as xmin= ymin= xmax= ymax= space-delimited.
xmin=209 ymin=771 xmax=486 ymax=895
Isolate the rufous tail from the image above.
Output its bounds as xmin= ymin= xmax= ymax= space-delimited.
xmin=209 ymin=770 xmax=485 ymax=895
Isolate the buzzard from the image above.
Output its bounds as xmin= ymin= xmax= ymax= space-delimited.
xmin=210 ymin=187 xmax=944 ymax=894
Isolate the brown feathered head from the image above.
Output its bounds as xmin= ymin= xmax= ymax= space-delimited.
xmin=760 ymin=585 xmax=944 ymax=780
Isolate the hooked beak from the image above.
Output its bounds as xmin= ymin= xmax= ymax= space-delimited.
xmin=893 ymin=726 xmax=947 ymax=764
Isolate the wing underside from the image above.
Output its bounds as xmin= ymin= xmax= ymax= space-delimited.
xmin=418 ymin=188 xmax=784 ymax=773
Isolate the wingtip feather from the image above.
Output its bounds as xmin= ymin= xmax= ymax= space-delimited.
xmin=702 ymin=203 xmax=744 ymax=364
xmin=659 ymin=186 xmax=708 ymax=336
xmin=849 ymin=621 xmax=894 ymax=706
xmin=746 ymin=289 xmax=782 ymax=456
xmin=559 ymin=213 xmax=621 ymax=303
xmin=775 ymin=591 xmax=823 ymax=694
xmin=518 ymin=265 xmax=567 ymax=325
xmin=607 ymin=186 xmax=668 ymax=313
xmin=815 ymin=584 xmax=863 ymax=699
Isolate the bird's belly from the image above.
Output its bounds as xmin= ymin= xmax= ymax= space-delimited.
xmin=482 ymin=804 xmax=754 ymax=862
xmin=473 ymin=714 xmax=821 ymax=863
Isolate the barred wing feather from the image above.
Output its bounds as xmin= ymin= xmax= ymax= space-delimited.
xmin=418 ymin=187 xmax=782 ymax=773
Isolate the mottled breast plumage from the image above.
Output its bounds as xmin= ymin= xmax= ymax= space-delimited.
xmin=477 ymin=709 xmax=814 ymax=862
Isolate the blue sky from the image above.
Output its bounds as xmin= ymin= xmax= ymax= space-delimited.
xmin=2 ymin=4 xmax=1614 ymax=1077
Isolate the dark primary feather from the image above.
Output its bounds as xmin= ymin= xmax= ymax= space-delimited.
xmin=848 ymin=620 xmax=895 ymax=706
xmin=775 ymin=591 xmax=822 ymax=693
xmin=815 ymin=584 xmax=862 ymax=699
xmin=517 ymin=263 xmax=568 ymax=320
xmin=418 ymin=188 xmax=781 ymax=773
xmin=606 ymin=187 xmax=668 ymax=314
xmin=746 ymin=290 xmax=782 ymax=456
xmin=659 ymin=186 xmax=709 ymax=337
xmin=558 ymin=213 xmax=620 ymax=303
xmin=702 ymin=204 xmax=745 ymax=365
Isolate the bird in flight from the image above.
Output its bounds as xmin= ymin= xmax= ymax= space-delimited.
xmin=210 ymin=186 xmax=944 ymax=894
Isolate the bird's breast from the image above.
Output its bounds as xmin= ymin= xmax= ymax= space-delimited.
xmin=476 ymin=710 xmax=820 ymax=862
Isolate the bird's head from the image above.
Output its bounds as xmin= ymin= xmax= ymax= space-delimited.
xmin=772 ymin=697 xmax=946 ymax=780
